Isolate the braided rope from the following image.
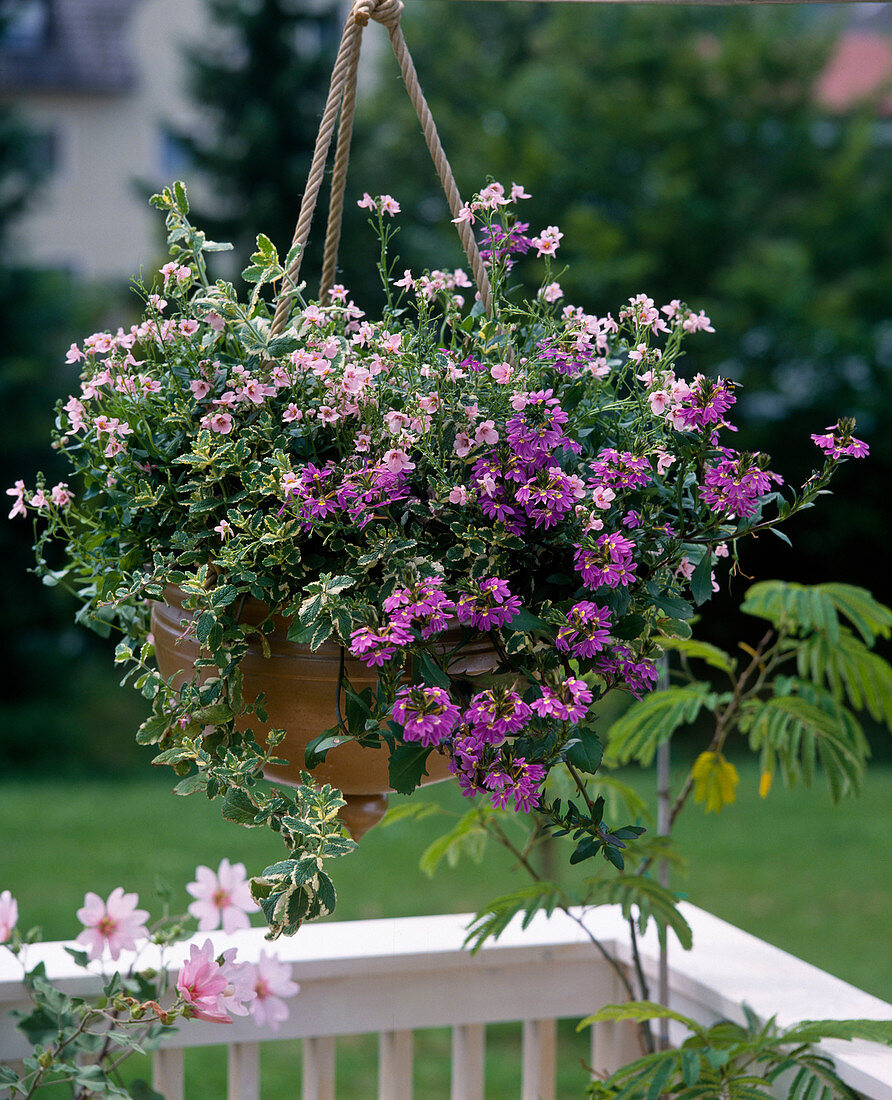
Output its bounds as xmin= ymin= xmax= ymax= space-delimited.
xmin=270 ymin=10 xmax=364 ymax=335
xmin=272 ymin=0 xmax=494 ymax=334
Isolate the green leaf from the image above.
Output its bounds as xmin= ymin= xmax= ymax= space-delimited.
xmin=565 ymin=725 xmax=604 ymax=775
xmin=690 ymin=554 xmax=714 ymax=606
xmin=657 ymin=636 xmax=735 ymax=674
xmin=221 ymin=787 xmax=260 ymax=825
xmin=606 ymin=684 xmax=712 ymax=766
xmin=416 ymin=650 xmax=451 ymax=690
xmin=506 ymin=607 xmax=548 ymax=633
xmin=782 ymin=1019 xmax=892 ymax=1047
xmin=579 ymin=1000 xmax=699 ymax=1031
xmin=420 ymin=808 xmax=491 ymax=877
xmin=388 ymin=743 xmax=433 ymax=795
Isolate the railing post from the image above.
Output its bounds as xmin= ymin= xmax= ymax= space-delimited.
xmin=303 ymin=1035 xmax=336 ymax=1100
xmin=522 ymin=1018 xmax=556 ymax=1100
xmin=152 ymin=1048 xmax=185 ymax=1100
xmin=228 ymin=1041 xmax=260 ymax=1100
xmin=451 ymin=1023 xmax=485 ymax=1100
xmin=378 ymin=1029 xmax=414 ymax=1099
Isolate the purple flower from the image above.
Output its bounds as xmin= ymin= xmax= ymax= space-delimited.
xmin=588 ymin=449 xmax=651 ymax=490
xmin=556 ymin=602 xmax=612 ymax=658
xmin=456 ymin=577 xmax=522 ymax=631
xmin=384 ymin=577 xmax=455 ymax=639
xmin=482 ymin=758 xmax=546 ymax=812
xmin=700 ymin=451 xmax=782 ymax=519
xmin=349 ymin=621 xmax=414 ymax=667
xmin=573 ymin=533 xmax=638 ymax=591
xmin=672 ymin=375 xmax=736 ymax=431
xmin=465 ymin=687 xmax=532 ymax=744
xmin=811 ymin=422 xmax=869 ymax=460
xmin=594 ymin=645 xmax=660 ymax=699
xmin=530 ymin=677 xmax=592 ymax=724
xmin=393 ymin=685 xmax=462 ymax=747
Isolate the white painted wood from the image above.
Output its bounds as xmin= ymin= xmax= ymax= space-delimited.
xmin=521 ymin=1018 xmax=556 ymax=1100
xmin=378 ymin=1029 xmax=413 ymax=1099
xmin=587 ymin=966 xmax=642 ymax=1077
xmin=228 ymin=1041 xmax=259 ymax=1100
xmin=302 ymin=1034 xmax=335 ymax=1100
xmin=2 ymin=907 xmax=890 ymax=1097
xmin=152 ymin=1048 xmax=185 ymax=1100
xmin=451 ymin=1023 xmax=485 ymax=1100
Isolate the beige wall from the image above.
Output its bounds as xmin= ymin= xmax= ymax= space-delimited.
xmin=9 ymin=0 xmax=210 ymax=280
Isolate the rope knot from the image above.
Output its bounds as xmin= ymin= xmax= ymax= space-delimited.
xmin=353 ymin=0 xmax=403 ymax=31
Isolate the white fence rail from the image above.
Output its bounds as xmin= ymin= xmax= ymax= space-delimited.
xmin=2 ymin=903 xmax=891 ymax=1099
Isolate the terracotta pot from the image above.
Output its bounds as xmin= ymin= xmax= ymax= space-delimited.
xmin=150 ymin=585 xmax=497 ymax=837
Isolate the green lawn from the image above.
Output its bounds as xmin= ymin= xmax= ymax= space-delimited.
xmin=1 ymin=763 xmax=889 ymax=1096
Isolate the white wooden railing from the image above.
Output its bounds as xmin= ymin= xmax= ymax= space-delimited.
xmin=2 ymin=903 xmax=891 ymax=1099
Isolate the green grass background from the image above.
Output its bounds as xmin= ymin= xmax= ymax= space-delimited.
xmin=1 ymin=762 xmax=889 ymax=1096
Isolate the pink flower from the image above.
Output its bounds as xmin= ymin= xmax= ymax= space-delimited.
xmin=0 ymin=890 xmax=17 ymax=941
xmin=214 ymin=520 xmax=232 ymax=540
xmin=531 ymin=225 xmax=563 ymax=257
xmin=186 ymin=858 xmax=259 ymax=934
xmin=177 ymin=940 xmax=254 ymax=1024
xmin=448 ymin=486 xmax=470 ymax=505
xmin=50 ymin=482 xmax=73 ymax=507
xmin=205 ymin=412 xmax=233 ymax=435
xmin=540 ymin=281 xmax=563 ymax=303
xmin=247 ymin=951 xmax=300 ymax=1031
xmin=283 ymin=403 xmax=303 ymax=423
xmin=357 ymin=192 xmax=377 ymax=210
xmin=452 ymin=204 xmax=476 ymax=225
xmin=510 ymin=182 xmax=532 ymax=201
xmin=6 ymin=480 xmax=26 ymax=519
xmin=190 ymin=379 xmax=211 ymax=400
xmin=76 ymin=887 xmax=150 ymax=961
xmin=383 ymin=448 xmax=415 ymax=474
xmin=475 ymin=420 xmax=499 ymax=446
xmin=454 ymin=432 xmax=473 ymax=459
xmin=379 ymin=195 xmax=400 ymax=216
xmin=65 ymin=342 xmax=85 ymax=363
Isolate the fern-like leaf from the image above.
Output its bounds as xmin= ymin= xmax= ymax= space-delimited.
xmin=463 ymin=881 xmax=568 ymax=952
xmin=606 ymin=684 xmax=714 ymax=766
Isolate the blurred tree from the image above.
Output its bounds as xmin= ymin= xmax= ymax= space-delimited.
xmin=175 ymin=0 xmax=341 ymax=271
xmin=0 ymin=54 xmax=150 ymax=772
xmin=340 ymin=3 xmax=891 ymax=606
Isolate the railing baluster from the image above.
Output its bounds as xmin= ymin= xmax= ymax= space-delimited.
xmin=152 ymin=1048 xmax=185 ymax=1100
xmin=378 ymin=1028 xmax=414 ymax=1099
xmin=521 ymin=1018 xmax=556 ymax=1100
xmin=451 ymin=1023 xmax=485 ymax=1100
xmin=228 ymin=1041 xmax=260 ymax=1100
xmin=302 ymin=1035 xmax=336 ymax=1100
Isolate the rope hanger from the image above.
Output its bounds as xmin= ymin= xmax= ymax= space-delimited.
xmin=271 ymin=0 xmax=493 ymax=335
xmin=270 ymin=0 xmax=863 ymax=336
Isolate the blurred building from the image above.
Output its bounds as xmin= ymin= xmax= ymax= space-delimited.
xmin=816 ymin=3 xmax=892 ymax=117
xmin=0 ymin=0 xmax=209 ymax=279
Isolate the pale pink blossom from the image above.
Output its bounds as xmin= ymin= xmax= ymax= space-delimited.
xmin=383 ymin=448 xmax=415 ymax=474
xmin=247 ymin=951 xmax=300 ymax=1031
xmin=203 ymin=412 xmax=233 ymax=435
xmin=6 ymin=481 xmax=26 ymax=519
xmin=475 ymin=420 xmax=499 ymax=446
xmin=655 ymin=451 xmax=675 ymax=475
xmin=715 ymin=542 xmax=730 ymax=558
xmin=357 ymin=192 xmax=377 ymax=211
xmin=190 ymin=379 xmax=211 ymax=400
xmin=452 ymin=204 xmax=475 ymax=226
xmin=65 ymin=342 xmax=85 ymax=364
xmin=591 ymin=485 xmax=616 ymax=510
xmin=477 ymin=182 xmax=508 ymax=209
xmin=394 ymin=269 xmax=414 ymax=290
xmin=329 ymin=283 xmax=348 ymax=301
xmin=179 ymin=319 xmax=200 ymax=337
xmin=540 ymin=281 xmax=563 ymax=303
xmin=214 ymin=520 xmax=232 ymax=540
xmin=76 ymin=887 xmax=150 ymax=961
xmin=205 ymin=311 xmax=225 ymax=331
xmin=177 ymin=940 xmax=254 ymax=1024
xmin=50 ymin=482 xmax=73 ymax=507
xmin=454 ymin=432 xmax=473 ymax=458
xmin=0 ymin=891 xmax=17 ymax=941
xmin=379 ymin=195 xmax=400 ymax=216
xmin=29 ymin=489 xmax=49 ymax=509
xmin=490 ymin=362 xmax=513 ymax=384
xmin=510 ymin=182 xmax=531 ymax=201
xmin=283 ymin=404 xmax=303 ymax=423
xmin=317 ymin=405 xmax=340 ymax=424
xmin=531 ymin=225 xmax=563 ymax=257
xmin=649 ymin=390 xmax=671 ymax=416
xmin=448 ymin=486 xmax=470 ymax=505
xmin=186 ymin=859 xmax=259 ymax=934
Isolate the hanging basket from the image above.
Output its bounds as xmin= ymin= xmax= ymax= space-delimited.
xmin=152 ymin=586 xmax=499 ymax=836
